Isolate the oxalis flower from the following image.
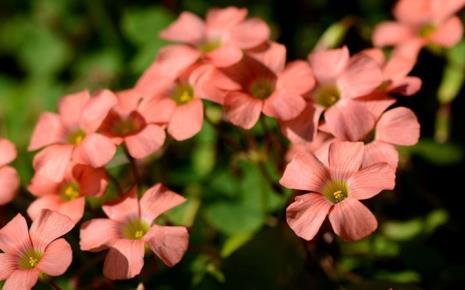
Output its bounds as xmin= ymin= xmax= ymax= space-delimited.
xmin=280 ymin=141 xmax=395 ymax=241
xmin=28 ymin=90 xmax=117 ymax=182
xmin=80 ymin=184 xmax=189 ymax=280
xmin=0 ymin=210 xmax=75 ymax=290
xmin=0 ymin=138 xmax=19 ymax=205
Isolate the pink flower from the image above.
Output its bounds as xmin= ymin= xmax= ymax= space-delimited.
xmin=29 ymin=90 xmax=118 ymax=182
xmin=99 ymin=89 xmax=166 ymax=159
xmin=0 ymin=210 xmax=74 ymax=290
xmin=213 ymin=42 xmax=315 ymax=129
xmin=160 ymin=7 xmax=270 ymax=68
xmin=280 ymin=141 xmax=395 ymax=241
xmin=28 ymin=164 xmax=108 ymax=223
xmin=0 ymin=138 xmax=19 ymax=205
xmin=80 ymin=185 xmax=189 ymax=280
xmin=373 ymin=0 xmax=465 ymax=59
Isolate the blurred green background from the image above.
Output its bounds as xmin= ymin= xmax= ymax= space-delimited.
xmin=1 ymin=0 xmax=465 ymax=289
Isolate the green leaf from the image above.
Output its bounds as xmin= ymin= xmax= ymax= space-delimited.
xmin=221 ymin=232 xmax=255 ymax=257
xmin=205 ymin=202 xmax=264 ymax=235
xmin=382 ymin=219 xmax=423 ymax=241
xmin=409 ymin=139 xmax=463 ymax=165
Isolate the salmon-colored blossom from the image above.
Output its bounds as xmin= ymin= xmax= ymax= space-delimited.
xmin=280 ymin=141 xmax=395 ymax=241
xmin=160 ymin=6 xmax=270 ymax=68
xmin=373 ymin=0 xmax=465 ymax=59
xmin=80 ymin=185 xmax=189 ymax=280
xmin=0 ymin=210 xmax=74 ymax=290
xmin=0 ymin=138 xmax=19 ymax=205
xmin=27 ymin=164 xmax=108 ymax=223
xmin=29 ymin=90 xmax=118 ymax=182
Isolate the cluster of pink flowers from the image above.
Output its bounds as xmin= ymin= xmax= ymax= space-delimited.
xmin=1 ymin=1 xmax=464 ymax=289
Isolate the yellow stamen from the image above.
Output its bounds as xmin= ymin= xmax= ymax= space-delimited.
xmin=333 ymin=190 xmax=344 ymax=202
xmin=134 ymin=230 xmax=144 ymax=239
xmin=28 ymin=256 xmax=39 ymax=267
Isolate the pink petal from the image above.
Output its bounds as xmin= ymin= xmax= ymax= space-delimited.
xmin=363 ymin=142 xmax=399 ymax=168
xmin=0 ymin=214 xmax=31 ymax=254
xmin=168 ymin=99 xmax=204 ymax=141
xmin=0 ymin=253 xmax=16 ymax=280
xmin=28 ymin=113 xmax=66 ymax=151
xmin=27 ymin=195 xmax=61 ymax=221
xmin=281 ymin=103 xmax=323 ymax=143
xmin=58 ymin=90 xmax=91 ymax=129
xmin=325 ymin=99 xmax=376 ymax=141
xmin=159 ymin=12 xmax=205 ymax=45
xmin=125 ymin=124 xmax=165 ymax=159
xmin=329 ymin=198 xmax=378 ymax=241
xmin=145 ymin=225 xmax=189 ymax=267
xmin=328 ymin=141 xmax=364 ymax=181
xmin=78 ymin=133 xmax=116 ymax=168
xmin=358 ymin=96 xmax=396 ymax=120
xmin=80 ymin=89 xmax=118 ymax=133
xmin=2 ymin=269 xmax=39 ymax=290
xmin=280 ymin=151 xmax=329 ymax=192
xmin=37 ymin=238 xmax=72 ymax=276
xmin=0 ymin=166 xmax=19 ymax=205
xmin=430 ymin=16 xmax=463 ymax=47
xmin=349 ymin=163 xmax=396 ymax=200
xmin=390 ymin=76 xmax=422 ymax=96
xmin=372 ymin=22 xmax=413 ymax=47
xmin=140 ymin=184 xmax=186 ymax=224
xmin=286 ymin=193 xmax=332 ymax=241
xmin=383 ymin=51 xmax=417 ymax=82
xmin=139 ymin=96 xmax=177 ymax=124
xmin=205 ymin=44 xmax=243 ymax=67
xmin=0 ymin=138 xmax=17 ymax=166
xmin=103 ymin=239 xmax=145 ymax=280
xmin=205 ymin=7 xmax=247 ymax=32
xmin=431 ymin=0 xmax=465 ymax=22
xmin=276 ymin=60 xmax=315 ymax=95
xmin=393 ymin=0 xmax=432 ymax=25
xmin=263 ymin=89 xmax=306 ymax=121
xmin=27 ymin=173 xmax=60 ymax=197
xmin=393 ymin=38 xmax=424 ymax=61
xmin=338 ymin=54 xmax=383 ymax=99
xmin=102 ymin=190 xmax=139 ymax=222
xmin=32 ymin=144 xmax=73 ymax=182
xmin=376 ymin=107 xmax=420 ymax=146
xmin=80 ymin=218 xmax=121 ymax=251
xmin=360 ymin=48 xmax=385 ymax=65
xmin=308 ymin=46 xmax=349 ymax=83
xmin=29 ymin=209 xmax=74 ymax=252
xmin=229 ymin=18 xmax=270 ymax=49
xmin=224 ymin=92 xmax=262 ymax=129
xmin=249 ymin=42 xmax=286 ymax=74
xmin=73 ymin=164 xmax=108 ymax=197
xmin=57 ymin=197 xmax=86 ymax=223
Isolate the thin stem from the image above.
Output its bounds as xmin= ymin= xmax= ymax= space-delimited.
xmin=48 ymin=280 xmax=62 ymax=290
xmin=123 ymin=145 xmax=141 ymax=186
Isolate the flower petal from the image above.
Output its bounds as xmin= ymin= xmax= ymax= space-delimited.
xmin=281 ymin=103 xmax=323 ymax=143
xmin=80 ymin=218 xmax=121 ymax=251
xmin=32 ymin=144 xmax=73 ymax=182
xmin=224 ymin=92 xmax=262 ymax=129
xmin=102 ymin=189 xmax=139 ymax=222
xmin=37 ymin=238 xmax=72 ymax=276
xmin=103 ymin=239 xmax=145 ymax=280
xmin=27 ymin=195 xmax=61 ymax=221
xmin=73 ymin=164 xmax=108 ymax=197
xmin=28 ymin=113 xmax=66 ymax=151
xmin=249 ymin=42 xmax=286 ymax=74
xmin=168 ymin=99 xmax=204 ymax=141
xmin=263 ymin=89 xmax=306 ymax=121
xmin=376 ymin=107 xmax=420 ymax=146
xmin=372 ymin=22 xmax=413 ymax=47
xmin=229 ymin=18 xmax=270 ymax=49
xmin=349 ymin=163 xmax=396 ymax=200
xmin=277 ymin=60 xmax=315 ymax=95
xmin=145 ymin=225 xmax=189 ymax=267
xmin=125 ymin=124 xmax=166 ymax=159
xmin=0 ymin=253 xmax=16 ymax=280
xmin=27 ymin=173 xmax=60 ymax=197
xmin=280 ymin=151 xmax=329 ymax=192
xmin=80 ymin=89 xmax=118 ymax=133
xmin=363 ymin=142 xmax=399 ymax=168
xmin=205 ymin=7 xmax=247 ymax=32
xmin=329 ymin=198 xmax=378 ymax=241
xmin=0 ymin=138 xmax=16 ymax=167
xmin=430 ymin=16 xmax=463 ymax=47
xmin=78 ymin=133 xmax=116 ymax=168
xmin=140 ymin=184 xmax=186 ymax=224
xmin=58 ymin=90 xmax=91 ymax=129
xmin=308 ymin=46 xmax=349 ymax=83
xmin=328 ymin=141 xmax=364 ymax=181
xmin=205 ymin=44 xmax=243 ymax=67
xmin=159 ymin=12 xmax=205 ymax=45
xmin=393 ymin=0 xmax=431 ymax=25
xmin=0 ymin=166 xmax=19 ymax=205
xmin=286 ymin=193 xmax=332 ymax=241
xmin=0 ymin=214 xmax=31 ymax=254
xmin=2 ymin=269 xmax=40 ymax=290
xmin=29 ymin=209 xmax=74 ymax=251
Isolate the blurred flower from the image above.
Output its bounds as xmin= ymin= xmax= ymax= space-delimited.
xmin=280 ymin=141 xmax=395 ymax=241
xmin=80 ymin=185 xmax=189 ymax=280
xmin=27 ymin=164 xmax=108 ymax=223
xmin=0 ymin=210 xmax=74 ymax=290
xmin=160 ymin=6 xmax=270 ymax=67
xmin=29 ymin=90 xmax=117 ymax=182
xmin=373 ymin=0 xmax=465 ymax=59
xmin=0 ymin=138 xmax=19 ymax=205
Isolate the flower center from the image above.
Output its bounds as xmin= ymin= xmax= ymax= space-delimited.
xmin=67 ymin=129 xmax=86 ymax=145
xmin=363 ymin=129 xmax=376 ymax=144
xmin=313 ymin=85 xmax=340 ymax=108
xmin=249 ymin=78 xmax=275 ymax=99
xmin=198 ymin=38 xmax=222 ymax=53
xmin=322 ymin=180 xmax=349 ymax=203
xmin=419 ymin=23 xmax=436 ymax=38
xmin=112 ymin=112 xmax=146 ymax=137
xmin=60 ymin=182 xmax=80 ymax=201
xmin=122 ymin=218 xmax=149 ymax=240
xmin=172 ymin=84 xmax=194 ymax=105
xmin=19 ymin=250 xmax=43 ymax=269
